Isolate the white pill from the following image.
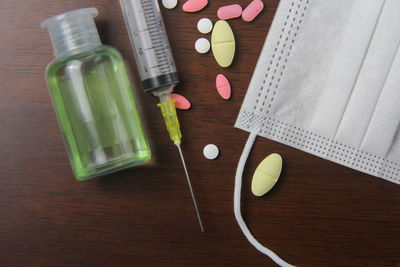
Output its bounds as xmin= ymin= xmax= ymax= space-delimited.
xmin=197 ymin=18 xmax=213 ymax=34
xmin=203 ymin=144 xmax=219 ymax=160
xmin=195 ymin=38 xmax=210 ymax=54
xmin=162 ymin=0 xmax=178 ymax=9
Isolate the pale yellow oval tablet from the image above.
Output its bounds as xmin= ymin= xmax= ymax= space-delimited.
xmin=211 ymin=20 xmax=235 ymax=67
xmin=251 ymin=153 xmax=282 ymax=196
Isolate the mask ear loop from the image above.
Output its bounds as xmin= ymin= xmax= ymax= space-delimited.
xmin=234 ymin=132 xmax=295 ymax=267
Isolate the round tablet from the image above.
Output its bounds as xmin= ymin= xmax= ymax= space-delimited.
xmin=203 ymin=144 xmax=219 ymax=160
xmin=197 ymin=18 xmax=213 ymax=34
xmin=162 ymin=0 xmax=178 ymax=9
xmin=195 ymin=38 xmax=210 ymax=54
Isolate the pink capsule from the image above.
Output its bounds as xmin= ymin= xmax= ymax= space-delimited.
xmin=242 ymin=0 xmax=264 ymax=22
xmin=217 ymin=4 xmax=242 ymax=20
xmin=216 ymin=74 xmax=231 ymax=100
xmin=171 ymin=93 xmax=191 ymax=110
xmin=182 ymin=0 xmax=208 ymax=12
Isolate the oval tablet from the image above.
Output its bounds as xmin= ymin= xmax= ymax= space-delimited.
xmin=195 ymin=38 xmax=210 ymax=54
xmin=242 ymin=0 xmax=264 ymax=22
xmin=171 ymin=93 xmax=191 ymax=110
xmin=197 ymin=18 xmax=213 ymax=34
xmin=217 ymin=4 xmax=242 ymax=20
xmin=203 ymin=144 xmax=219 ymax=160
xmin=251 ymin=153 xmax=282 ymax=196
xmin=162 ymin=0 xmax=178 ymax=9
xmin=183 ymin=0 xmax=208 ymax=12
xmin=211 ymin=20 xmax=235 ymax=68
xmin=216 ymin=74 xmax=231 ymax=99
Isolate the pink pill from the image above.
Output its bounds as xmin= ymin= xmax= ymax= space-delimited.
xmin=216 ymin=74 xmax=231 ymax=100
xmin=217 ymin=4 xmax=242 ymax=20
xmin=171 ymin=93 xmax=191 ymax=110
xmin=242 ymin=0 xmax=264 ymax=22
xmin=182 ymin=0 xmax=208 ymax=12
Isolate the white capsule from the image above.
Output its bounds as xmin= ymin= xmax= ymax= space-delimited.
xmin=197 ymin=18 xmax=213 ymax=34
xmin=195 ymin=38 xmax=210 ymax=54
xmin=203 ymin=144 xmax=219 ymax=160
xmin=162 ymin=0 xmax=178 ymax=9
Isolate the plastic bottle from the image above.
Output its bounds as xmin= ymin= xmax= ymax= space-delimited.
xmin=41 ymin=8 xmax=151 ymax=180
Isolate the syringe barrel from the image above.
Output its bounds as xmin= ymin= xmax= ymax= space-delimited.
xmin=119 ymin=0 xmax=179 ymax=92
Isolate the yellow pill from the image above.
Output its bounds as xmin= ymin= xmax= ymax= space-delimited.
xmin=251 ymin=153 xmax=282 ymax=196
xmin=211 ymin=20 xmax=235 ymax=67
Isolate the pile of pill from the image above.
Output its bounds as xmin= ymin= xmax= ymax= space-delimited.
xmin=190 ymin=0 xmax=264 ymax=68
xmin=160 ymin=0 xmax=264 ymax=160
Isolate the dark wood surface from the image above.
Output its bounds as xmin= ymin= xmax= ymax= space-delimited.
xmin=1 ymin=0 xmax=399 ymax=266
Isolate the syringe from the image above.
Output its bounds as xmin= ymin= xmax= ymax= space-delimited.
xmin=119 ymin=0 xmax=204 ymax=232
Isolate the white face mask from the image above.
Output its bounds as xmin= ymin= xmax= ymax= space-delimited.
xmin=233 ymin=0 xmax=400 ymax=266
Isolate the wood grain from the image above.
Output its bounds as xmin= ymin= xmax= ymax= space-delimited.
xmin=1 ymin=0 xmax=399 ymax=266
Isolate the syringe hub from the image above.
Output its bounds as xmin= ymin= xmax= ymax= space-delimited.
xmin=155 ymin=86 xmax=182 ymax=144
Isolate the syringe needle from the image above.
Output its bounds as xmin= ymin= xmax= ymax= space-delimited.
xmin=175 ymin=143 xmax=204 ymax=232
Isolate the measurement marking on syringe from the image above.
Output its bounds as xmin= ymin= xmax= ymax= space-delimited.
xmin=155 ymin=57 xmax=169 ymax=62
xmin=148 ymin=29 xmax=160 ymax=33
xmin=157 ymin=60 xmax=169 ymax=65
xmin=155 ymin=50 xmax=168 ymax=54
xmin=144 ymin=14 xmax=157 ymax=19
xmin=151 ymin=42 xmax=163 ymax=46
xmin=131 ymin=0 xmax=176 ymax=77
xmin=145 ymin=17 xmax=157 ymax=21
xmin=150 ymin=33 xmax=161 ymax=38
xmin=154 ymin=46 xmax=166 ymax=51
xmin=155 ymin=64 xmax=170 ymax=69
xmin=151 ymin=64 xmax=170 ymax=69
xmin=156 ymin=56 xmax=169 ymax=61
xmin=146 ymin=18 xmax=157 ymax=23
xmin=144 ymin=17 xmax=157 ymax=23
xmin=155 ymin=53 xmax=168 ymax=58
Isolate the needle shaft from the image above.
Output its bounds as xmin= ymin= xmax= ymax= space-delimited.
xmin=175 ymin=143 xmax=204 ymax=232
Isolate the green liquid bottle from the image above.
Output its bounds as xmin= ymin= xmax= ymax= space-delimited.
xmin=41 ymin=8 xmax=151 ymax=180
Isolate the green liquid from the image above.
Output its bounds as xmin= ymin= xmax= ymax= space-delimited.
xmin=46 ymin=45 xmax=151 ymax=180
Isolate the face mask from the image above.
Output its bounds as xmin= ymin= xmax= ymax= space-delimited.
xmin=233 ymin=0 xmax=400 ymax=265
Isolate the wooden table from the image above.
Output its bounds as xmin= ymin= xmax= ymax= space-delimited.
xmin=1 ymin=0 xmax=399 ymax=266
